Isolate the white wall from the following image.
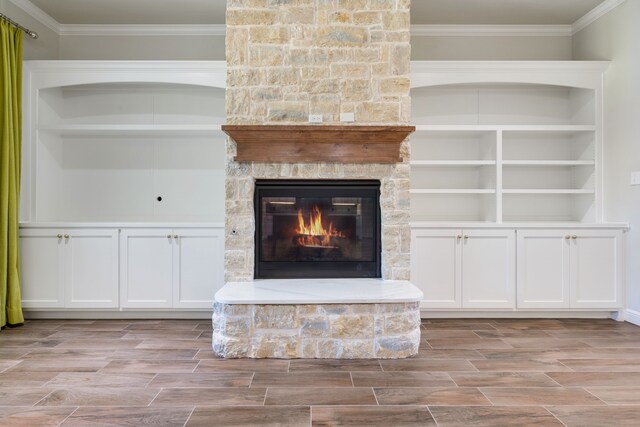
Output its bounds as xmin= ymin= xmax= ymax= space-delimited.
xmin=573 ymin=0 xmax=640 ymax=312
xmin=0 ymin=0 xmax=59 ymax=59
xmin=411 ymin=35 xmax=572 ymax=60
xmin=59 ymin=35 xmax=225 ymax=60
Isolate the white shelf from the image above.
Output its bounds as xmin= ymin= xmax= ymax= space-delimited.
xmin=414 ymin=125 xmax=596 ymax=132
xmin=502 ymin=160 xmax=595 ymax=166
xmin=503 ymin=189 xmax=595 ymax=194
xmin=411 ymin=189 xmax=496 ymax=194
xmin=38 ymin=124 xmax=223 ymax=136
xmin=411 ymin=160 xmax=496 ymax=166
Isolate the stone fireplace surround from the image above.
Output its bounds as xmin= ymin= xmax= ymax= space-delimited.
xmin=214 ymin=0 xmax=418 ymax=358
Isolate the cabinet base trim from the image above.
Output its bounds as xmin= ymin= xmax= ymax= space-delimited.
xmin=421 ymin=310 xmax=619 ymax=319
xmin=23 ymin=310 xmax=212 ymax=320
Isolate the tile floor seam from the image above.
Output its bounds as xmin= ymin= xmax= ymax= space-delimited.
xmin=581 ymin=386 xmax=610 ymax=406
xmin=541 ymin=406 xmax=569 ymax=427
xmin=249 ymin=372 xmax=255 ymax=387
xmin=372 ymin=387 xmax=379 ymax=405
xmin=476 ymin=387 xmax=496 ymax=406
xmin=425 ymin=405 xmax=440 ymax=427
xmin=56 ymin=405 xmax=80 ymax=427
xmin=181 ymin=406 xmax=196 ymax=427
xmin=147 ymin=387 xmax=164 ymax=407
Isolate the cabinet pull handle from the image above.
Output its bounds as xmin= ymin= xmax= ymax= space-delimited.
xmin=572 ymin=235 xmax=578 ymax=240
xmin=57 ymin=234 xmax=62 ymax=238
xmin=565 ymin=235 xmax=571 ymax=239
xmin=64 ymin=234 xmax=69 ymax=239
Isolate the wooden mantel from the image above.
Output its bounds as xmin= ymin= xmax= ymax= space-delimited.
xmin=221 ymin=125 xmax=415 ymax=163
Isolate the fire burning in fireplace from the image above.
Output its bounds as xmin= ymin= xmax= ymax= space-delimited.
xmin=294 ymin=206 xmax=345 ymax=248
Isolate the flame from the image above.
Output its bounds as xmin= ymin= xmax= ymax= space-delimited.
xmin=296 ymin=206 xmax=344 ymax=247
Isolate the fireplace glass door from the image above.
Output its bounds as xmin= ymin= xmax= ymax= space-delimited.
xmin=255 ymin=180 xmax=381 ymax=278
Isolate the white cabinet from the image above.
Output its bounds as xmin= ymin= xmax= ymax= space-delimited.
xmin=411 ymin=230 xmax=461 ymax=308
xmin=517 ymin=229 xmax=623 ymax=309
xmin=411 ymin=229 xmax=515 ymax=309
xmin=20 ymin=228 xmax=118 ymax=308
xmin=120 ymin=228 xmax=224 ymax=309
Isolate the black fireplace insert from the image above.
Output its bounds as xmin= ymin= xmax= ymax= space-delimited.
xmin=254 ymin=180 xmax=381 ymax=279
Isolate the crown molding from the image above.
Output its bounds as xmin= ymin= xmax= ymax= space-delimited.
xmin=9 ymin=0 xmax=627 ymax=39
xmin=572 ymin=0 xmax=626 ymax=34
xmin=411 ymin=25 xmax=572 ymax=37
xmin=59 ymin=24 xmax=226 ymax=37
xmin=8 ymin=0 xmax=60 ymax=33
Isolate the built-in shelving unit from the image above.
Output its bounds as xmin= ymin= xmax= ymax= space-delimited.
xmin=410 ymin=61 xmax=608 ymax=224
xmin=22 ymin=62 xmax=227 ymax=224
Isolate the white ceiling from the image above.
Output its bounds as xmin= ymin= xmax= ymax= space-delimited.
xmin=412 ymin=0 xmax=608 ymax=25
xmin=27 ymin=0 xmax=227 ymax=25
xmin=25 ymin=0 xmax=608 ymax=26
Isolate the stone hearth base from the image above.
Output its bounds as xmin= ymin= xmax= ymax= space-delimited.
xmin=212 ymin=302 xmax=421 ymax=359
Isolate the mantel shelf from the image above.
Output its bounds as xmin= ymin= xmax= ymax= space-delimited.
xmin=222 ymin=125 xmax=415 ymax=163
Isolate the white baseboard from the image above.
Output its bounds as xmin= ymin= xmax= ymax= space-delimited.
xmin=23 ymin=310 xmax=212 ymax=320
xmin=421 ymin=310 xmax=615 ymax=319
xmin=625 ymin=309 xmax=640 ymax=326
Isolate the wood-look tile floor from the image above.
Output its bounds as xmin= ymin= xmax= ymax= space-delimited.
xmin=2 ymin=318 xmax=640 ymax=426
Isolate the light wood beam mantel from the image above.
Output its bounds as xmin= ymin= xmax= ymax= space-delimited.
xmin=222 ymin=125 xmax=415 ymax=163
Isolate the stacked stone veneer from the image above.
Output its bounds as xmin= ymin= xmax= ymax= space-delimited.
xmin=225 ymin=0 xmax=411 ymax=282
xmin=213 ymin=302 xmax=420 ymax=358
xmin=218 ymin=0 xmax=416 ymax=358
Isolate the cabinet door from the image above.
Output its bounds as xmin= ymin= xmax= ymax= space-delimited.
xmin=120 ymin=229 xmax=174 ymax=308
xmin=516 ymin=230 xmax=570 ymax=309
xmin=173 ymin=228 xmax=224 ymax=309
xmin=19 ymin=229 xmax=65 ymax=308
xmin=64 ymin=229 xmax=119 ymax=308
xmin=411 ymin=229 xmax=462 ymax=308
xmin=570 ymin=230 xmax=623 ymax=309
xmin=462 ymin=230 xmax=516 ymax=309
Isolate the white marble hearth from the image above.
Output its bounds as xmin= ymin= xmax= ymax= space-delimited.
xmin=212 ymin=279 xmax=423 ymax=359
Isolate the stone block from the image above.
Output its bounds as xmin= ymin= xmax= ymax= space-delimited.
xmin=251 ymin=335 xmax=299 ymax=358
xmin=385 ymin=312 xmax=421 ymax=335
xmin=254 ymin=305 xmax=298 ymax=329
xmin=212 ymin=334 xmax=250 ymax=358
xmin=331 ymin=315 xmax=374 ymax=338
xmin=249 ymin=45 xmax=284 ymax=67
xmin=300 ymin=316 xmax=329 ymax=337
xmin=375 ymin=329 xmax=420 ymax=358
xmin=221 ymin=316 xmax=252 ymax=337
xmin=249 ymin=26 xmax=290 ymax=44
xmin=226 ymin=10 xmax=277 ymax=26
xmin=316 ymin=27 xmax=368 ymax=46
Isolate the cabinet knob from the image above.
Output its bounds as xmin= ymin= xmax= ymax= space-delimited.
xmin=565 ymin=235 xmax=571 ymax=239
xmin=64 ymin=234 xmax=69 ymax=239
xmin=173 ymin=235 xmax=179 ymax=239
xmin=167 ymin=234 xmax=172 ymax=239
xmin=572 ymin=235 xmax=578 ymax=240
xmin=57 ymin=234 xmax=62 ymax=238
xmin=464 ymin=235 xmax=469 ymax=239
xmin=456 ymin=235 xmax=462 ymax=239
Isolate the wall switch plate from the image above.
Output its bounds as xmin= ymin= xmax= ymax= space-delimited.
xmin=340 ymin=112 xmax=355 ymax=122
xmin=631 ymin=171 xmax=640 ymax=186
xmin=309 ymin=114 xmax=323 ymax=123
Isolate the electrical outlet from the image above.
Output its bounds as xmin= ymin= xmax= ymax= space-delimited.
xmin=309 ymin=114 xmax=323 ymax=123
xmin=340 ymin=112 xmax=355 ymax=122
xmin=631 ymin=171 xmax=640 ymax=186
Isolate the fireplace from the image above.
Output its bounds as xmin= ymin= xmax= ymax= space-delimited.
xmin=254 ymin=180 xmax=381 ymax=279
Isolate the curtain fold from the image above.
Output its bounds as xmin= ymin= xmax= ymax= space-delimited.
xmin=0 ymin=20 xmax=24 ymax=329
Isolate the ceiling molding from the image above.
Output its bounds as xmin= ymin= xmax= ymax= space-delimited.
xmin=8 ymin=0 xmax=627 ymax=39
xmin=59 ymin=24 xmax=226 ymax=37
xmin=572 ymin=0 xmax=626 ymax=35
xmin=8 ymin=0 xmax=60 ymax=33
xmin=410 ymin=25 xmax=572 ymax=37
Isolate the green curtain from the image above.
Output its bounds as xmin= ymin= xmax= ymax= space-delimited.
xmin=0 ymin=20 xmax=24 ymax=329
